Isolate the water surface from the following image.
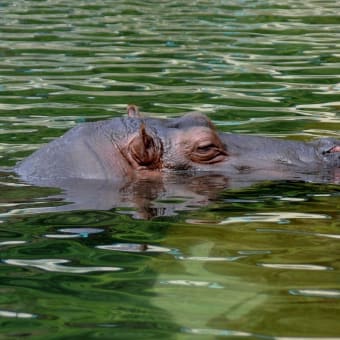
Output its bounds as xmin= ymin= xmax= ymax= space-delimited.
xmin=0 ymin=0 xmax=340 ymax=339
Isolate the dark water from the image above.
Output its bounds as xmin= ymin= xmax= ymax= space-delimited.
xmin=0 ymin=0 xmax=340 ymax=339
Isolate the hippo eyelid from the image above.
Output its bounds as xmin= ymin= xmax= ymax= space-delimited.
xmin=196 ymin=143 xmax=216 ymax=152
xmin=189 ymin=140 xmax=227 ymax=164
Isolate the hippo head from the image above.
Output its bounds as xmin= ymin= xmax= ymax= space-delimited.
xmin=16 ymin=105 xmax=339 ymax=186
xmin=110 ymin=105 xmax=339 ymax=182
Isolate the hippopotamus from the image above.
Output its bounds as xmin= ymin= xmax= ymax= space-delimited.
xmin=15 ymin=105 xmax=340 ymax=185
xmin=13 ymin=105 xmax=339 ymax=217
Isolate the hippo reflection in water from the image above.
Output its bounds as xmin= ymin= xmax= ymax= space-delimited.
xmin=15 ymin=105 xmax=339 ymax=218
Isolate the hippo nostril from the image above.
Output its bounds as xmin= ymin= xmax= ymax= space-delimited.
xmin=323 ymin=145 xmax=340 ymax=155
xmin=330 ymin=146 xmax=340 ymax=153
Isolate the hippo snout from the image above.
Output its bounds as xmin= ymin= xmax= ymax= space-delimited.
xmin=312 ymin=138 xmax=340 ymax=154
xmin=313 ymin=138 xmax=340 ymax=168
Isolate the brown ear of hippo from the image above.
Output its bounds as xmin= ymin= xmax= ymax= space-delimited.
xmin=129 ymin=123 xmax=162 ymax=169
xmin=127 ymin=104 xmax=141 ymax=118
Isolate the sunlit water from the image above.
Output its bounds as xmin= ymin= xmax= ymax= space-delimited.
xmin=0 ymin=0 xmax=339 ymax=338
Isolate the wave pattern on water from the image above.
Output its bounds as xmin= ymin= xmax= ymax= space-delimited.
xmin=0 ymin=0 xmax=339 ymax=339
xmin=1 ymin=1 xmax=340 ymax=154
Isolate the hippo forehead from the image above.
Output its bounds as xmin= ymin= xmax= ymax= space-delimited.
xmin=106 ymin=112 xmax=215 ymax=141
xmin=161 ymin=112 xmax=214 ymax=129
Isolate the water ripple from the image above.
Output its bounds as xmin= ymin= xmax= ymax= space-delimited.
xmin=182 ymin=327 xmax=253 ymax=337
xmin=219 ymin=212 xmax=329 ymax=225
xmin=159 ymin=280 xmax=224 ymax=289
xmin=45 ymin=227 xmax=104 ymax=238
xmin=176 ymin=255 xmax=246 ymax=262
xmin=289 ymin=289 xmax=340 ymax=298
xmin=0 ymin=310 xmax=37 ymax=319
xmin=256 ymin=228 xmax=340 ymax=240
xmin=96 ymin=243 xmax=172 ymax=253
xmin=0 ymin=240 xmax=26 ymax=247
xmin=0 ymin=0 xmax=339 ymax=338
xmin=0 ymin=0 xmax=339 ymax=139
xmin=3 ymin=258 xmax=121 ymax=273
xmin=258 ymin=263 xmax=333 ymax=271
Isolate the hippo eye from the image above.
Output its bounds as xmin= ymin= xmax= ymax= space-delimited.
xmin=191 ymin=142 xmax=227 ymax=164
xmin=197 ymin=143 xmax=216 ymax=152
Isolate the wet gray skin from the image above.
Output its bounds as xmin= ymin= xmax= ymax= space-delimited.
xmin=14 ymin=106 xmax=339 ymax=217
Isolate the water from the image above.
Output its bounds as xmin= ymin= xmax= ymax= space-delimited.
xmin=0 ymin=0 xmax=340 ymax=338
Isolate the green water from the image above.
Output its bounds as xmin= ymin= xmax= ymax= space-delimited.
xmin=0 ymin=0 xmax=340 ymax=339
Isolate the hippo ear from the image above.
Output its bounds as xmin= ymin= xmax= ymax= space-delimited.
xmin=127 ymin=104 xmax=141 ymax=118
xmin=128 ymin=124 xmax=162 ymax=168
